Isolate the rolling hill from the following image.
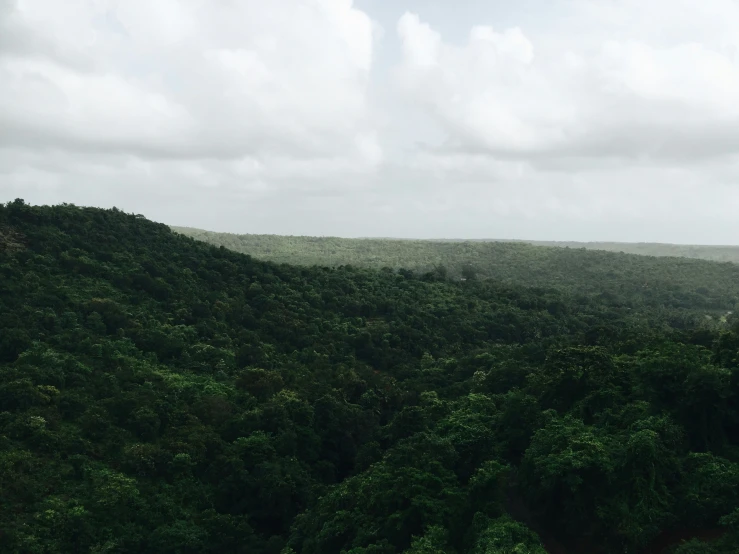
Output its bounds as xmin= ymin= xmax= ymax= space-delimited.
xmin=1 ymin=201 xmax=738 ymax=554
xmin=172 ymin=227 xmax=739 ymax=314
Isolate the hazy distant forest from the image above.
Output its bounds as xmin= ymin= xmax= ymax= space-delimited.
xmin=173 ymin=227 xmax=739 ymax=283
xmin=2 ymin=200 xmax=739 ymax=554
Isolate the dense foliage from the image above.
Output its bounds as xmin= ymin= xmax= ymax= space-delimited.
xmin=2 ymin=200 xmax=739 ymax=553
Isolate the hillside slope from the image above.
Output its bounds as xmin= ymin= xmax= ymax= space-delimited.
xmin=1 ymin=201 xmax=738 ymax=554
xmin=172 ymin=227 xmax=739 ymax=313
xmin=527 ymin=240 xmax=739 ymax=264
xmin=417 ymin=238 xmax=739 ymax=264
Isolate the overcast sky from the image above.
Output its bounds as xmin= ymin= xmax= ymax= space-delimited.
xmin=3 ymin=0 xmax=739 ymax=243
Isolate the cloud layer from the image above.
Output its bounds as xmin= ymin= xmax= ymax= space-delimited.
xmin=395 ymin=4 xmax=739 ymax=163
xmin=2 ymin=0 xmax=739 ymax=242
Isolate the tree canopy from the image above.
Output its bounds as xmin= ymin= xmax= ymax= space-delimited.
xmin=1 ymin=200 xmax=738 ymax=553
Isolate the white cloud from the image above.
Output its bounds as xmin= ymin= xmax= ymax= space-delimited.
xmin=395 ymin=11 xmax=576 ymax=156
xmin=0 ymin=57 xmax=194 ymax=152
xmin=394 ymin=4 xmax=739 ymax=163
xmin=0 ymin=0 xmax=379 ymax=167
xmin=3 ymin=0 xmax=739 ymax=243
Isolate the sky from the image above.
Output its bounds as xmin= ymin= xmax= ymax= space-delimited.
xmin=3 ymin=0 xmax=739 ymax=243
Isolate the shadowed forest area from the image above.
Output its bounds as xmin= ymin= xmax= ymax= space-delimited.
xmin=2 ymin=200 xmax=739 ymax=553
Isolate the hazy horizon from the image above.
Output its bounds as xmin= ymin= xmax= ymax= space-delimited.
xmin=4 ymin=1 xmax=739 ymax=244
xmin=171 ymin=223 xmax=739 ymax=248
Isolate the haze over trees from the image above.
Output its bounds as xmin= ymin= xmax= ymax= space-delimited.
xmin=2 ymin=201 xmax=739 ymax=553
xmin=172 ymin=227 xmax=739 ymax=313
xmin=173 ymin=227 xmax=739 ymax=268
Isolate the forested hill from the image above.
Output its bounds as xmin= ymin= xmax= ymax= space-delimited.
xmin=177 ymin=228 xmax=739 ymax=266
xmin=172 ymin=226 xmax=739 ymax=313
xmin=526 ymin=240 xmax=739 ymax=264
xmin=2 ymin=200 xmax=739 ymax=554
xmin=422 ymin=239 xmax=739 ymax=264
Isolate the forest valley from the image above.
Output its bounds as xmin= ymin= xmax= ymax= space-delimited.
xmin=1 ymin=199 xmax=739 ymax=554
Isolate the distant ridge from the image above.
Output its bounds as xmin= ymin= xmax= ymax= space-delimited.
xmin=172 ymin=226 xmax=739 ymax=266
